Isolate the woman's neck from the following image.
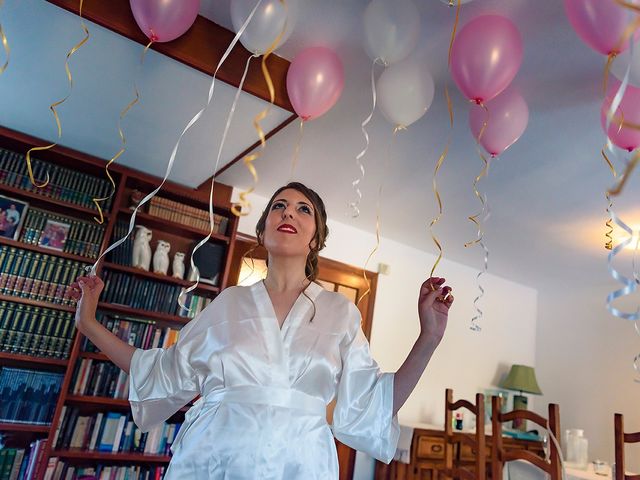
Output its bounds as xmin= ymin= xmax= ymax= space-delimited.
xmin=263 ymin=255 xmax=309 ymax=293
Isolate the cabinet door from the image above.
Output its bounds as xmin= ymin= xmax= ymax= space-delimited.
xmin=414 ymin=464 xmax=438 ymax=480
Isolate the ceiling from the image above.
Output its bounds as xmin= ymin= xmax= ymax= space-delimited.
xmin=2 ymin=0 xmax=640 ymax=296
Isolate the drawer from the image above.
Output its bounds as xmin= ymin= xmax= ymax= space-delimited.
xmin=459 ymin=443 xmax=488 ymax=461
xmin=416 ymin=436 xmax=445 ymax=459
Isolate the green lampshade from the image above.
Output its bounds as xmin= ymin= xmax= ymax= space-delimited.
xmin=500 ymin=364 xmax=542 ymax=395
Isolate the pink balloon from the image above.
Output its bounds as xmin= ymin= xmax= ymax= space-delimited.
xmin=130 ymin=0 xmax=200 ymax=43
xmin=469 ymin=88 xmax=529 ymax=157
xmin=601 ymin=79 xmax=640 ymax=152
xmin=286 ymin=47 xmax=344 ymax=121
xmin=564 ymin=0 xmax=639 ymax=56
xmin=450 ymin=15 xmax=523 ymax=104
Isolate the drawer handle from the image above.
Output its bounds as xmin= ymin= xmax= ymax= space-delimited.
xmin=431 ymin=445 xmax=443 ymax=453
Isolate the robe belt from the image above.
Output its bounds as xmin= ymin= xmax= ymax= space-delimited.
xmin=172 ymin=386 xmax=326 ymax=453
xmin=203 ymin=385 xmax=326 ymax=416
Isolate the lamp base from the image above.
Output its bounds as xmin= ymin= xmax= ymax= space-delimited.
xmin=512 ymin=394 xmax=528 ymax=431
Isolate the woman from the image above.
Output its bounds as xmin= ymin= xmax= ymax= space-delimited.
xmin=71 ymin=182 xmax=453 ymax=479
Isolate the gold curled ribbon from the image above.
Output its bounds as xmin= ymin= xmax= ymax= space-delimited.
xmin=447 ymin=0 xmax=461 ymax=66
xmin=608 ymin=150 xmax=640 ymax=196
xmin=428 ymin=85 xmax=454 ymax=277
xmin=231 ymin=0 xmax=287 ymax=217
xmin=0 ymin=0 xmax=9 ymax=75
xmin=288 ymin=117 xmax=305 ymax=180
xmin=358 ymin=125 xmax=405 ymax=306
xmin=25 ymin=0 xmax=89 ymax=189
xmin=602 ymin=149 xmax=618 ymax=250
xmin=91 ymin=41 xmax=152 ymax=225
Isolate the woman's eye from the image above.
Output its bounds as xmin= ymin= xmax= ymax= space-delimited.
xmin=271 ymin=202 xmax=285 ymax=210
xmin=299 ymin=205 xmax=312 ymax=215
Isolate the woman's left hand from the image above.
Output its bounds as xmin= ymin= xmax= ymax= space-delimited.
xmin=417 ymin=277 xmax=453 ymax=344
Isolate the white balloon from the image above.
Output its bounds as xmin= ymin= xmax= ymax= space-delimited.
xmin=363 ymin=0 xmax=420 ymax=65
xmin=377 ymin=59 xmax=435 ymax=127
xmin=230 ymin=0 xmax=298 ymax=55
xmin=612 ymin=39 xmax=640 ymax=87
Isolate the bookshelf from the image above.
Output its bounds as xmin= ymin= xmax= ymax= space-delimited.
xmin=0 ymin=125 xmax=239 ymax=479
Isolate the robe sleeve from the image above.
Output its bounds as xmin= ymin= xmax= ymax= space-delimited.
xmin=128 ymin=292 xmax=224 ymax=432
xmin=331 ymin=302 xmax=400 ymax=464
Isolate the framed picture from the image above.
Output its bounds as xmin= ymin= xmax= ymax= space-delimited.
xmin=39 ymin=219 xmax=71 ymax=251
xmin=0 ymin=195 xmax=28 ymax=240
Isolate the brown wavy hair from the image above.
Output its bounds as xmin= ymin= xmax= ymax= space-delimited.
xmin=254 ymin=182 xmax=329 ymax=282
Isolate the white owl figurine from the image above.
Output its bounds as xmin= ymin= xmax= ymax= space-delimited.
xmin=132 ymin=226 xmax=152 ymax=271
xmin=172 ymin=252 xmax=186 ymax=279
xmin=153 ymin=240 xmax=171 ymax=275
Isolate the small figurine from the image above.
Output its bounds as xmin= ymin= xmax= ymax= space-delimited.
xmin=153 ymin=240 xmax=171 ymax=275
xmin=129 ymin=189 xmax=144 ymax=211
xmin=132 ymin=226 xmax=152 ymax=271
xmin=172 ymin=252 xmax=186 ymax=279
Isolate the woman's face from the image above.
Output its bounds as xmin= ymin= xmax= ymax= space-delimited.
xmin=262 ymin=188 xmax=317 ymax=258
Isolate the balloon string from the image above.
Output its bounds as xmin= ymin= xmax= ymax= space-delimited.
xmin=349 ymin=57 xmax=381 ymax=218
xmin=180 ymin=53 xmax=257 ymax=309
xmin=288 ymin=117 xmax=305 ymax=180
xmin=606 ymin=209 xmax=640 ymax=320
xmin=604 ymin=53 xmax=617 ymax=96
xmin=92 ymin=41 xmax=152 ymax=225
xmin=447 ymin=0 xmax=461 ymax=66
xmin=465 ymin=103 xmax=489 ymax=249
xmin=358 ymin=125 xmax=405 ymax=306
xmin=231 ymin=0 xmax=287 ymax=217
xmin=0 ymin=0 xmax=9 ymax=75
xmin=24 ymin=0 xmax=89 ymax=189
xmin=90 ymin=0 xmax=263 ymax=279
xmin=428 ymin=85 xmax=454 ymax=277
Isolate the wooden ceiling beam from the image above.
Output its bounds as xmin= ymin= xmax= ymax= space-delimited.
xmin=45 ymin=0 xmax=294 ymax=112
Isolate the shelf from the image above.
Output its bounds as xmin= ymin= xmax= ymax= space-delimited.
xmin=0 ymin=183 xmax=110 ymax=219
xmin=0 ymin=236 xmax=98 ymax=264
xmin=97 ymin=303 xmax=190 ymax=324
xmin=0 ymin=422 xmax=50 ymax=433
xmin=0 ymin=351 xmax=68 ymax=368
xmin=50 ymin=450 xmax=171 ymax=463
xmin=65 ymin=394 xmax=192 ymax=413
xmin=103 ymin=262 xmax=220 ymax=294
xmin=79 ymin=351 xmax=108 ymax=361
xmin=118 ymin=209 xmax=230 ymax=244
xmin=0 ymin=294 xmax=76 ymax=313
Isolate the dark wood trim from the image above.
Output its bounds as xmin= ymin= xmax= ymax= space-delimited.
xmin=210 ymin=113 xmax=299 ymax=181
xmin=0 ymin=236 xmax=98 ymax=264
xmin=0 ymin=423 xmax=50 ymax=433
xmin=0 ymin=352 xmax=68 ymax=368
xmin=50 ymin=450 xmax=170 ymax=463
xmin=45 ymin=0 xmax=293 ymax=112
xmin=0 ymin=294 xmax=75 ymax=313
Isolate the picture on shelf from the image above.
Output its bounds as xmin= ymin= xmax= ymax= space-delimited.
xmin=0 ymin=194 xmax=28 ymax=240
xmin=38 ymin=219 xmax=71 ymax=251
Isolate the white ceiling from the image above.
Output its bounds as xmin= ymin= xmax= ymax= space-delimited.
xmin=2 ymin=0 xmax=640 ymax=297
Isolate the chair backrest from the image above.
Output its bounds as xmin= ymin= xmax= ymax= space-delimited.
xmin=614 ymin=413 xmax=640 ymax=480
xmin=491 ymin=396 xmax=561 ymax=480
xmin=442 ymin=388 xmax=486 ymax=480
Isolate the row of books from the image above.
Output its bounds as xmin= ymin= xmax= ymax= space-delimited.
xmin=53 ymin=407 xmax=181 ymax=456
xmin=44 ymin=461 xmax=166 ymax=480
xmin=101 ymin=270 xmax=189 ymax=315
xmin=0 ymin=301 xmax=74 ymax=359
xmin=70 ymin=359 xmax=129 ymax=400
xmin=178 ymin=291 xmax=213 ymax=319
xmin=0 ymin=148 xmax=115 ymax=211
xmin=0 ymin=368 xmax=63 ymax=425
xmin=106 ymin=221 xmax=134 ymax=266
xmin=0 ymin=247 xmax=89 ymax=305
xmin=148 ymin=195 xmax=229 ymax=235
xmin=18 ymin=207 xmax=106 ymax=259
xmin=83 ymin=313 xmax=181 ymax=353
xmin=0 ymin=440 xmax=47 ymax=480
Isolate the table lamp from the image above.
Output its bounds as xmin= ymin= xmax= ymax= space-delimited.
xmin=500 ymin=364 xmax=542 ymax=431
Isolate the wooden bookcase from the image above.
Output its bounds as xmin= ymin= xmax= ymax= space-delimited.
xmin=0 ymin=125 xmax=239 ymax=479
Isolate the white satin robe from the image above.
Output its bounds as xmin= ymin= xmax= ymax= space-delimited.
xmin=128 ymin=281 xmax=400 ymax=479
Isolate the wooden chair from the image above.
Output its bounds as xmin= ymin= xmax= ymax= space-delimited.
xmin=441 ymin=388 xmax=486 ymax=480
xmin=491 ymin=396 xmax=561 ymax=480
xmin=615 ymin=413 xmax=640 ymax=480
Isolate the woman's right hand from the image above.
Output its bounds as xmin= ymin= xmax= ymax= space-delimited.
xmin=69 ymin=275 xmax=104 ymax=331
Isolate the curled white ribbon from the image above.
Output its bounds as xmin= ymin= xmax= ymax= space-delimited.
xmin=90 ymin=0 xmax=264 ymax=291
xmin=181 ymin=52 xmax=257 ymax=310
xmin=349 ymin=57 xmax=382 ymax=218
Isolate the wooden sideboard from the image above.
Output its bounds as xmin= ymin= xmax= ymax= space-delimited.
xmin=374 ymin=427 xmax=544 ymax=480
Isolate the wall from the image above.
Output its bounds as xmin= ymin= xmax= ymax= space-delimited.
xmin=535 ymin=286 xmax=640 ymax=473
xmin=234 ymin=191 xmax=539 ymax=478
